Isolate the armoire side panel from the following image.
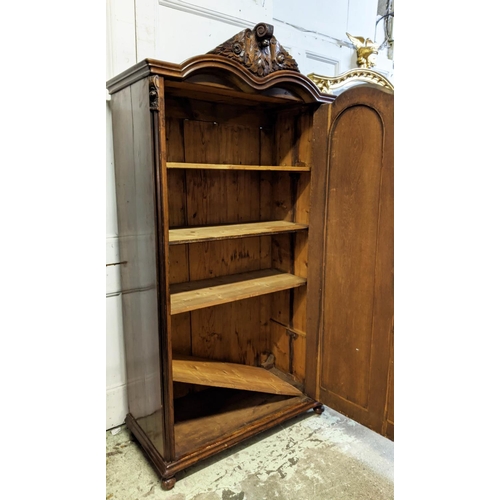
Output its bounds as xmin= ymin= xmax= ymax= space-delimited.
xmin=110 ymin=78 xmax=165 ymax=456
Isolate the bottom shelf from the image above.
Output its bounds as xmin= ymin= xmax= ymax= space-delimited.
xmin=174 ymin=387 xmax=313 ymax=459
xmin=126 ymin=388 xmax=321 ymax=481
xmin=172 ymin=356 xmax=303 ymax=396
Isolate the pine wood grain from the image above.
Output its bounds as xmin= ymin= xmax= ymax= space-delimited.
xmin=169 ymin=221 xmax=308 ymax=245
xmin=170 ymin=269 xmax=306 ymax=315
xmin=190 ymin=297 xmax=264 ymax=365
xmin=167 ymin=162 xmax=310 ymax=171
xmin=173 ymin=388 xmax=313 ymax=459
xmin=172 ymin=357 xmax=303 ymax=396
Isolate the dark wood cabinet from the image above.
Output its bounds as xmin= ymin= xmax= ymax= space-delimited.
xmin=107 ymin=23 xmax=394 ymax=490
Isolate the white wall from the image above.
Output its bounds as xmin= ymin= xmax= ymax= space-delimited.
xmin=106 ymin=0 xmax=394 ymax=429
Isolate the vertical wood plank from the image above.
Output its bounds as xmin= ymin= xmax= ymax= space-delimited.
xmin=292 ymin=334 xmax=306 ymax=383
xmin=305 ymin=103 xmax=330 ymax=399
xmin=270 ymin=320 xmax=289 ymax=374
xmin=151 ymin=75 xmax=176 ymax=460
xmin=166 ymin=116 xmax=186 ymax=228
xmin=259 ymin=125 xmax=273 ymax=355
xmin=296 ymin=109 xmax=314 ymax=166
xmin=384 ymin=322 xmax=394 ymax=440
xmin=190 ymin=297 xmax=264 ymax=366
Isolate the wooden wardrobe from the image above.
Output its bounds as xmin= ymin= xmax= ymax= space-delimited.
xmin=107 ymin=23 xmax=394 ymax=490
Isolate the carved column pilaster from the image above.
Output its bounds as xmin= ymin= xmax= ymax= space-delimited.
xmin=149 ymin=75 xmax=160 ymax=111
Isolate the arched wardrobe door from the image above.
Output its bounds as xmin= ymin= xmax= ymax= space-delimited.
xmin=306 ymin=85 xmax=394 ymax=438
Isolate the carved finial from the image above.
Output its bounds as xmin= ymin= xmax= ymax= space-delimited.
xmin=346 ymin=33 xmax=380 ymax=68
xmin=208 ymin=23 xmax=299 ymax=77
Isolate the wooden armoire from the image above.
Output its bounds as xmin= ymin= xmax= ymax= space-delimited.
xmin=106 ymin=23 xmax=393 ymax=490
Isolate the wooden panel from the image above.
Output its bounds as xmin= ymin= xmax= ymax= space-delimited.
xmin=170 ymin=313 xmax=191 ymax=355
xmin=321 ymin=105 xmax=383 ymax=408
xmin=186 ymin=237 xmax=262 ymax=282
xmin=308 ymin=86 xmax=394 ymax=435
xmin=275 ymin=111 xmax=295 ymax=166
xmin=163 ymin=82 xmax=304 ymax=106
xmin=170 ymin=269 xmax=306 ymax=315
xmin=168 ymin=244 xmax=190 ymax=284
xmin=163 ymin=96 xmax=272 ymax=128
xmin=169 ymin=221 xmax=308 ymax=245
xmin=292 ymin=231 xmax=308 ymax=378
xmin=166 ymin=117 xmax=186 ymax=228
xmin=295 ymin=172 xmax=311 ymax=225
xmin=165 ymin=115 xmax=189 ymax=368
xmin=174 ymin=389 xmax=313 ymax=459
xmin=304 ymin=103 xmax=331 ymax=399
xmin=293 ymin=116 xmax=312 ymax=366
xmin=269 ymin=109 xmax=314 ymax=385
xmin=110 ymin=79 xmax=164 ymax=456
xmin=296 ymin=110 xmax=314 ymax=167
xmin=384 ymin=326 xmax=394 ymax=440
xmin=292 ymin=332 xmax=307 ymax=383
xmin=177 ymin=117 xmax=266 ymax=369
xmin=271 ymin=233 xmax=294 ymax=273
xmin=189 ymin=297 xmax=264 ymax=365
xmin=269 ymin=319 xmax=290 ymax=375
xmin=172 ymin=357 xmax=302 ymax=396
xmin=167 ymin=162 xmax=310 ymax=172
xmin=182 ymin=121 xmax=261 ymax=227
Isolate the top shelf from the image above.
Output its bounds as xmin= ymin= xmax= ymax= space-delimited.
xmin=169 ymin=220 xmax=307 ymax=245
xmin=167 ymin=162 xmax=310 ymax=172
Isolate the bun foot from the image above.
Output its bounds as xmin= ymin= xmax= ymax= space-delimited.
xmin=313 ymin=404 xmax=325 ymax=414
xmin=161 ymin=477 xmax=176 ymax=490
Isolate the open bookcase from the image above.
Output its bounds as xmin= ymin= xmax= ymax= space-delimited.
xmin=107 ymin=23 xmax=343 ymax=490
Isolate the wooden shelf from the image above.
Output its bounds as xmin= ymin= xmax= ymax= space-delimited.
xmin=170 ymin=269 xmax=306 ymax=315
xmin=167 ymin=162 xmax=310 ymax=172
xmin=172 ymin=356 xmax=303 ymax=396
xmin=173 ymin=387 xmax=314 ymax=459
xmin=169 ymin=220 xmax=308 ymax=245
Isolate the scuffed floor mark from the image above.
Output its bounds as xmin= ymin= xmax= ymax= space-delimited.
xmin=106 ymin=406 xmax=393 ymax=500
xmin=239 ymin=446 xmax=393 ymax=500
xmin=221 ymin=489 xmax=245 ymax=500
xmin=106 ymin=450 xmax=122 ymax=457
xmin=142 ymin=484 xmax=156 ymax=497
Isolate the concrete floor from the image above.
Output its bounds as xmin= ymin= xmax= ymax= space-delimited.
xmin=106 ymin=406 xmax=394 ymax=500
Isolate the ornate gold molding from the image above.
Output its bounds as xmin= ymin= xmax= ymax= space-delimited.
xmin=307 ymin=69 xmax=394 ymax=95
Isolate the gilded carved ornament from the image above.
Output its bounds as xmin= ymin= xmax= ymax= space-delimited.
xmin=307 ymin=69 xmax=394 ymax=95
xmin=346 ymin=33 xmax=381 ymax=69
xmin=307 ymin=32 xmax=393 ymax=95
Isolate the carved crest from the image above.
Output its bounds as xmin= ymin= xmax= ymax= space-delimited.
xmin=208 ymin=22 xmax=299 ymax=77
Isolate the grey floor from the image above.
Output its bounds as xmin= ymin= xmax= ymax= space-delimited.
xmin=106 ymin=406 xmax=394 ymax=500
